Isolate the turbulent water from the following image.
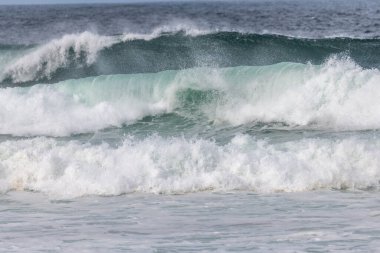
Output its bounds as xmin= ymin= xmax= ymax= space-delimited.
xmin=2 ymin=1 xmax=380 ymax=252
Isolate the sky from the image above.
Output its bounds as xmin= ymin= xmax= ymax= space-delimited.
xmin=0 ymin=0 xmax=184 ymax=4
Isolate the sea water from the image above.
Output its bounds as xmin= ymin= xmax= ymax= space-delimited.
xmin=1 ymin=1 xmax=380 ymax=252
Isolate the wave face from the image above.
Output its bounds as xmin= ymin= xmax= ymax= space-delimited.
xmin=1 ymin=57 xmax=380 ymax=137
xmin=1 ymin=135 xmax=380 ymax=198
xmin=2 ymin=31 xmax=380 ymax=85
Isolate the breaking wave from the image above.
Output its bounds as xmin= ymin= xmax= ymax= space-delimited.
xmin=2 ymin=30 xmax=380 ymax=85
xmin=1 ymin=58 xmax=380 ymax=136
xmin=1 ymin=135 xmax=380 ymax=198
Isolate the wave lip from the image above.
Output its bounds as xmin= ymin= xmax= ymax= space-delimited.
xmin=1 ymin=32 xmax=115 ymax=83
xmin=1 ymin=135 xmax=379 ymax=198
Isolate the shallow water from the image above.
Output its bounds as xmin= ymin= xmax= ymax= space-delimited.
xmin=1 ymin=191 xmax=380 ymax=252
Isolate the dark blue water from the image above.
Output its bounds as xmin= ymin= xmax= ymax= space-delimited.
xmin=1 ymin=0 xmax=380 ymax=45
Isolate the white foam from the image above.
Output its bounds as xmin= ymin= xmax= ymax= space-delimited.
xmin=1 ymin=32 xmax=115 ymax=83
xmin=0 ymin=25 xmax=210 ymax=83
xmin=1 ymin=135 xmax=379 ymax=198
xmin=0 ymin=82 xmax=170 ymax=136
xmin=213 ymin=57 xmax=380 ymax=130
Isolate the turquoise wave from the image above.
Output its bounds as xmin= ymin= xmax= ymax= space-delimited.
xmin=1 ymin=58 xmax=380 ymax=137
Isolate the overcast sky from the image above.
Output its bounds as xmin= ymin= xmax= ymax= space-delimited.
xmin=0 ymin=0 xmax=200 ymax=4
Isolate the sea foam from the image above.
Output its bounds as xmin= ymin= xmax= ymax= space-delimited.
xmin=0 ymin=135 xmax=379 ymax=198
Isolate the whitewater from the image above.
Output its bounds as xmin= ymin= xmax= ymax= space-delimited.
xmin=3 ymin=1 xmax=380 ymax=252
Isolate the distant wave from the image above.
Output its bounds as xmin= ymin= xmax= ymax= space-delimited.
xmin=1 ymin=58 xmax=380 ymax=136
xmin=2 ymin=30 xmax=380 ymax=85
xmin=1 ymin=135 xmax=380 ymax=198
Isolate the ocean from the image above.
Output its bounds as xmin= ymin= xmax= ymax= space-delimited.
xmin=1 ymin=0 xmax=380 ymax=252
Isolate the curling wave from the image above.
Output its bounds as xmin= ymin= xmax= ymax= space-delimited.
xmin=1 ymin=57 xmax=380 ymax=136
xmin=2 ymin=31 xmax=380 ymax=85
xmin=0 ymin=32 xmax=115 ymax=84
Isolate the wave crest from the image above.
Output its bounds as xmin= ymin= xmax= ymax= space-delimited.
xmin=1 ymin=32 xmax=115 ymax=83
